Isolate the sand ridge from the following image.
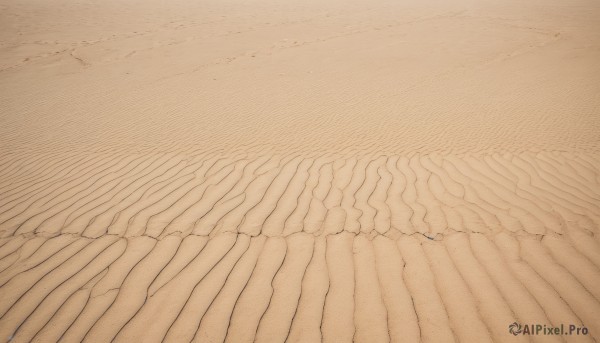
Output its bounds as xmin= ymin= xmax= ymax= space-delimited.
xmin=1 ymin=0 xmax=600 ymax=341
xmin=0 ymin=152 xmax=599 ymax=342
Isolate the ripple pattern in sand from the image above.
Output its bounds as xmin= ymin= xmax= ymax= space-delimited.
xmin=0 ymin=151 xmax=599 ymax=342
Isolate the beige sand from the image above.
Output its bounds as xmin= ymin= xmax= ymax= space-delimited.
xmin=1 ymin=0 xmax=600 ymax=341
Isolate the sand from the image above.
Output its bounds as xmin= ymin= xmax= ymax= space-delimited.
xmin=1 ymin=0 xmax=600 ymax=341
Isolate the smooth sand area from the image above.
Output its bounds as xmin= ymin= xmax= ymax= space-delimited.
xmin=0 ymin=0 xmax=599 ymax=341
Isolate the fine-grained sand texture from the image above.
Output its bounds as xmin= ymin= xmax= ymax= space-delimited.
xmin=1 ymin=0 xmax=600 ymax=342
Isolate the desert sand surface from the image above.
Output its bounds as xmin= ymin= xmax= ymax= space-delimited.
xmin=1 ymin=0 xmax=600 ymax=341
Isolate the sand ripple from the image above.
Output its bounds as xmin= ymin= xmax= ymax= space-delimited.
xmin=0 ymin=151 xmax=599 ymax=342
xmin=1 ymin=0 xmax=599 ymax=340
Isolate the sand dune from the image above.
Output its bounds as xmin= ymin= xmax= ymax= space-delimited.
xmin=1 ymin=0 xmax=600 ymax=341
